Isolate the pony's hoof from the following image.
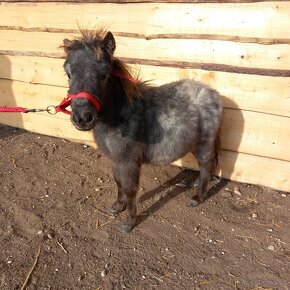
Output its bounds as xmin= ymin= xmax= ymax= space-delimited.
xmin=188 ymin=199 xmax=200 ymax=208
xmin=108 ymin=203 xmax=126 ymax=216
xmin=119 ymin=224 xmax=134 ymax=233
xmin=108 ymin=207 xmax=119 ymax=216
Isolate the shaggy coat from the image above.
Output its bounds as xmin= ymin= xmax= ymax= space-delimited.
xmin=63 ymin=30 xmax=222 ymax=232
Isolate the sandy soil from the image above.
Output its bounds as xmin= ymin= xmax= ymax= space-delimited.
xmin=0 ymin=124 xmax=289 ymax=290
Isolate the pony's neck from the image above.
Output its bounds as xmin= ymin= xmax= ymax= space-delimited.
xmin=98 ymin=75 xmax=128 ymax=126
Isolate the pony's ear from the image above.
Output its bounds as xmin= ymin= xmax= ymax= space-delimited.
xmin=101 ymin=32 xmax=116 ymax=56
xmin=63 ymin=38 xmax=74 ymax=53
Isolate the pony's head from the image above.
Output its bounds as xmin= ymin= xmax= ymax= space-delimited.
xmin=63 ymin=29 xmax=116 ymax=130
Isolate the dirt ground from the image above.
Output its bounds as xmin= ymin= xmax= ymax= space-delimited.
xmin=0 ymin=124 xmax=289 ymax=290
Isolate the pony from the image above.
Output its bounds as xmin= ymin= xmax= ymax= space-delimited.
xmin=62 ymin=29 xmax=222 ymax=233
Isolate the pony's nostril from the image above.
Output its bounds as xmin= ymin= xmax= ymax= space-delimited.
xmin=72 ymin=112 xmax=80 ymax=123
xmin=82 ymin=112 xmax=94 ymax=123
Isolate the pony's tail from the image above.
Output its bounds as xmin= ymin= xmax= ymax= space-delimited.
xmin=214 ymin=125 xmax=221 ymax=169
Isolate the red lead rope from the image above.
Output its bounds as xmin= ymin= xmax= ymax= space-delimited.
xmin=0 ymin=92 xmax=101 ymax=115
xmin=0 ymin=107 xmax=29 ymax=113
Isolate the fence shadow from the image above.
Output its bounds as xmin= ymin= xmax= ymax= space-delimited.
xmin=0 ymin=124 xmax=24 ymax=140
xmin=0 ymin=55 xmax=24 ymax=139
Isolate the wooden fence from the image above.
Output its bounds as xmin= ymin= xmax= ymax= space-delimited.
xmin=0 ymin=1 xmax=289 ymax=191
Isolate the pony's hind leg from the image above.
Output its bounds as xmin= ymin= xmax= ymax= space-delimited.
xmin=189 ymin=137 xmax=216 ymax=207
xmin=189 ymin=158 xmax=214 ymax=207
xmin=109 ymin=162 xmax=140 ymax=233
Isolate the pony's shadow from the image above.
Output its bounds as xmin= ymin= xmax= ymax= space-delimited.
xmin=137 ymin=168 xmax=229 ymax=226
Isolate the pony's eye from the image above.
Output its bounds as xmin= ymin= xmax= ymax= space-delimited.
xmin=67 ymin=73 xmax=71 ymax=79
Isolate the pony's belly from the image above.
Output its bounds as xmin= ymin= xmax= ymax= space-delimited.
xmin=147 ymin=141 xmax=194 ymax=165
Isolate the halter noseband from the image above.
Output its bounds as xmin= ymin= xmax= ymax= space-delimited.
xmin=56 ymin=92 xmax=101 ymax=115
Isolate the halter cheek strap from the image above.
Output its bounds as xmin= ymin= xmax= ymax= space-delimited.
xmin=56 ymin=92 xmax=101 ymax=115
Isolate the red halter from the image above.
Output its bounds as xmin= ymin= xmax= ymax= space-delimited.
xmin=56 ymin=73 xmax=138 ymax=115
xmin=56 ymin=92 xmax=101 ymax=115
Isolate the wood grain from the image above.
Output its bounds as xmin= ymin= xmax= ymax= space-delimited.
xmin=0 ymin=2 xmax=289 ymax=40
xmin=0 ymin=30 xmax=289 ymax=72
xmin=0 ymin=1 xmax=284 ymax=4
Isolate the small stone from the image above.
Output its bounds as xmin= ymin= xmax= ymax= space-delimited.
xmin=252 ymin=213 xmax=258 ymax=218
xmin=234 ymin=187 xmax=242 ymax=196
xmin=221 ymin=251 xmax=225 ymax=255
xmin=47 ymin=233 xmax=53 ymax=239
xmin=97 ymin=178 xmax=104 ymax=183
xmin=268 ymin=245 xmax=275 ymax=251
xmin=220 ymin=190 xmax=232 ymax=197
xmin=267 ymin=228 xmax=273 ymax=232
xmin=37 ymin=230 xmax=44 ymax=235
xmin=7 ymin=261 xmax=12 ymax=264
xmin=95 ymin=187 xmax=101 ymax=192
xmin=281 ymin=193 xmax=287 ymax=197
xmin=142 ymin=275 xmax=146 ymax=279
xmin=101 ymin=270 xmax=107 ymax=277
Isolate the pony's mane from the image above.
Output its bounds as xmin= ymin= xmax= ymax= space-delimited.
xmin=65 ymin=28 xmax=143 ymax=103
xmin=112 ymin=58 xmax=142 ymax=103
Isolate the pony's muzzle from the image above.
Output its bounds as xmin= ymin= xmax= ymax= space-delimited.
xmin=70 ymin=97 xmax=98 ymax=131
xmin=71 ymin=110 xmax=96 ymax=131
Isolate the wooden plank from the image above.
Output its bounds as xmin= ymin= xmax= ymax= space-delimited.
xmin=0 ymin=110 xmax=95 ymax=146
xmin=0 ymin=55 xmax=67 ymax=87
xmin=0 ymin=79 xmax=289 ymax=162
xmin=222 ymin=109 xmax=290 ymax=162
xmin=0 ymin=2 xmax=289 ymax=41
xmin=139 ymin=65 xmax=290 ymax=117
xmin=0 ymin=30 xmax=289 ymax=71
xmin=0 ymin=0 xmax=281 ymax=3
xmin=1 ymin=55 xmax=289 ymax=117
xmin=173 ymin=151 xmax=290 ymax=192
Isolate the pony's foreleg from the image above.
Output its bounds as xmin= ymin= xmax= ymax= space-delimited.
xmin=109 ymin=162 xmax=140 ymax=233
xmin=108 ymin=165 xmax=127 ymax=215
